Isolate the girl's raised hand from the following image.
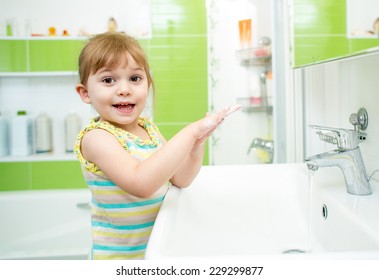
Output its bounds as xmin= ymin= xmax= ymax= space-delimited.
xmin=196 ymin=104 xmax=242 ymax=140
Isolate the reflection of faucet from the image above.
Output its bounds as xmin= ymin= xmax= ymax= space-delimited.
xmin=305 ymin=108 xmax=371 ymax=195
xmin=248 ymin=137 xmax=274 ymax=163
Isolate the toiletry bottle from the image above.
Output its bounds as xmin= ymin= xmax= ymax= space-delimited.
xmin=65 ymin=112 xmax=81 ymax=152
xmin=35 ymin=112 xmax=52 ymax=153
xmin=0 ymin=112 xmax=9 ymax=157
xmin=6 ymin=19 xmax=12 ymax=36
xmin=10 ymin=110 xmax=34 ymax=156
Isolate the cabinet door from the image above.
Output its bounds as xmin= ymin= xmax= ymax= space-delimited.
xmin=0 ymin=161 xmax=86 ymax=191
xmin=31 ymin=161 xmax=86 ymax=189
xmin=0 ymin=162 xmax=31 ymax=191
xmin=29 ymin=40 xmax=84 ymax=72
xmin=0 ymin=40 xmax=28 ymax=72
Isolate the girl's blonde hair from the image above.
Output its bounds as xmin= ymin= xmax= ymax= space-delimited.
xmin=78 ymin=32 xmax=153 ymax=91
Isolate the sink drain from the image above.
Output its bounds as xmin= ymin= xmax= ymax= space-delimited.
xmin=282 ymin=249 xmax=309 ymax=254
xmin=322 ymin=204 xmax=328 ymax=220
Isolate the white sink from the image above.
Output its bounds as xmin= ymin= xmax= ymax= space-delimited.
xmin=146 ymin=163 xmax=379 ymax=259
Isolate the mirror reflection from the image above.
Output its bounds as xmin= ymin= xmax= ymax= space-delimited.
xmin=291 ymin=0 xmax=379 ymax=68
xmin=347 ymin=0 xmax=379 ymax=38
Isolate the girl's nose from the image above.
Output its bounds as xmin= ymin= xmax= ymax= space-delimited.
xmin=117 ymin=84 xmax=132 ymax=96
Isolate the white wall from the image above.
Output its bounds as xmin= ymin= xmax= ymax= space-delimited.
xmin=207 ymin=0 xmax=273 ymax=165
xmin=302 ymin=51 xmax=379 ymax=174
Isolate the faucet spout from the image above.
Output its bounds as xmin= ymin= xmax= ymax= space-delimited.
xmin=305 ymin=147 xmax=371 ymax=195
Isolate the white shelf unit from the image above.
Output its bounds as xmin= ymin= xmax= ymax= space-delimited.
xmin=0 ymin=72 xmax=92 ymax=162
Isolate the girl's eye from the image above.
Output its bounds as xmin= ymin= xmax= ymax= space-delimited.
xmin=102 ymin=77 xmax=116 ymax=84
xmin=130 ymin=75 xmax=142 ymax=82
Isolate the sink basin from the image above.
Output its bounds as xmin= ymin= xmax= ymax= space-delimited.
xmin=146 ymin=163 xmax=379 ymax=259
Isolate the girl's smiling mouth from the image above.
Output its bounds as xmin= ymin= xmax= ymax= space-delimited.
xmin=113 ymin=103 xmax=135 ymax=112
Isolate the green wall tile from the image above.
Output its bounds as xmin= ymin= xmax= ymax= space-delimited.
xmin=31 ymin=161 xmax=86 ymax=190
xmin=150 ymin=36 xmax=208 ymax=123
xmin=148 ymin=0 xmax=208 ymax=163
xmin=152 ymin=0 xmax=206 ymax=35
xmin=0 ymin=40 xmax=28 ymax=72
xmin=158 ymin=123 xmax=209 ymax=165
xmin=349 ymin=39 xmax=379 ymax=53
xmin=0 ymin=162 xmax=31 ymax=191
xmin=294 ymin=36 xmax=349 ymax=65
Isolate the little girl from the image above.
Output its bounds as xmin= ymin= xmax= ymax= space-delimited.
xmin=74 ymin=32 xmax=240 ymax=260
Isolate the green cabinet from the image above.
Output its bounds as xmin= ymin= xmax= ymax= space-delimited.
xmin=0 ymin=40 xmax=28 ymax=72
xmin=0 ymin=160 xmax=87 ymax=191
xmin=29 ymin=40 xmax=84 ymax=71
xmin=0 ymin=39 xmax=84 ymax=72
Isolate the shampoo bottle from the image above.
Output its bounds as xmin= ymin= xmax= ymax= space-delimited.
xmin=65 ymin=113 xmax=81 ymax=152
xmin=35 ymin=112 xmax=52 ymax=153
xmin=0 ymin=112 xmax=9 ymax=157
xmin=10 ymin=110 xmax=34 ymax=156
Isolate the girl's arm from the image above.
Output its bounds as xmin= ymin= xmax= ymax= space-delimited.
xmin=80 ymin=109 xmax=229 ymax=198
xmin=158 ymin=133 xmax=205 ymax=188
xmin=81 ymin=106 xmax=240 ymax=198
xmin=167 ymin=122 xmax=218 ymax=188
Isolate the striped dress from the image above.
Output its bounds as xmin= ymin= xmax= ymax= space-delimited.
xmin=74 ymin=117 xmax=170 ymax=260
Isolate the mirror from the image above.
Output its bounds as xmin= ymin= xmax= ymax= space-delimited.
xmin=290 ymin=0 xmax=379 ymax=68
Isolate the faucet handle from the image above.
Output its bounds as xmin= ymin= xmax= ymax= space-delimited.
xmin=309 ymin=125 xmax=366 ymax=150
xmin=349 ymin=107 xmax=368 ymax=131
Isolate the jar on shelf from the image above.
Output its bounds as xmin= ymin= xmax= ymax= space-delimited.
xmin=65 ymin=112 xmax=81 ymax=152
xmin=35 ymin=112 xmax=53 ymax=153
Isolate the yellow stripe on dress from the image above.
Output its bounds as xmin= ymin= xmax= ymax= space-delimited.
xmin=92 ymin=229 xmax=152 ymax=239
xmin=92 ymin=206 xmax=161 ymax=218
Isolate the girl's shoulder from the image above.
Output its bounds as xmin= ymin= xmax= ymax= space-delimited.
xmin=74 ymin=117 xmax=119 ymax=175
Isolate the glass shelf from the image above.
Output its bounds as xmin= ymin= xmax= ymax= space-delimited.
xmin=236 ymin=47 xmax=272 ymax=66
xmin=237 ymin=97 xmax=272 ymax=113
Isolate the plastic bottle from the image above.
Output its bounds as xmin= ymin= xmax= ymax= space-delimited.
xmin=10 ymin=110 xmax=34 ymax=156
xmin=6 ymin=19 xmax=12 ymax=36
xmin=65 ymin=113 xmax=81 ymax=152
xmin=0 ymin=112 xmax=9 ymax=157
xmin=35 ymin=112 xmax=52 ymax=153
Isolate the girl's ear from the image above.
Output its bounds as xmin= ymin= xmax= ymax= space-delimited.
xmin=76 ymin=84 xmax=91 ymax=104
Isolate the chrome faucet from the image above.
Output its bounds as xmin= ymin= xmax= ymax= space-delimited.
xmin=305 ymin=108 xmax=372 ymax=195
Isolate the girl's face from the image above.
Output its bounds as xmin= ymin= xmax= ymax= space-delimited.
xmin=78 ymin=52 xmax=149 ymax=131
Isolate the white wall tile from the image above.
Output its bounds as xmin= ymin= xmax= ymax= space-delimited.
xmin=304 ymin=52 xmax=379 ymax=173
